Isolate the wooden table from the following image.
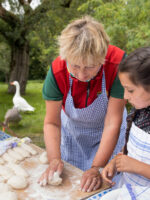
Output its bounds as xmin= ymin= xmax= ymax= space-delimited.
xmin=15 ymin=144 xmax=109 ymax=200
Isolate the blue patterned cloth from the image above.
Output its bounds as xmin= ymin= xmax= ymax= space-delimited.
xmin=0 ymin=130 xmax=11 ymax=141
xmin=86 ymin=188 xmax=112 ymax=200
xmin=0 ymin=131 xmax=13 ymax=155
xmin=121 ymin=123 xmax=150 ymax=187
xmin=100 ymin=184 xmax=150 ymax=200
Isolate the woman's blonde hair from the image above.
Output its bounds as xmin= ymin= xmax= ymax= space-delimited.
xmin=58 ymin=16 xmax=109 ymax=65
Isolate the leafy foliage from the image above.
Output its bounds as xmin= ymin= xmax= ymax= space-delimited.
xmin=0 ymin=41 xmax=10 ymax=81
xmin=79 ymin=0 xmax=150 ymax=53
xmin=1 ymin=0 xmax=150 ymax=81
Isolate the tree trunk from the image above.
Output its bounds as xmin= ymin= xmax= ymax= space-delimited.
xmin=8 ymin=41 xmax=29 ymax=94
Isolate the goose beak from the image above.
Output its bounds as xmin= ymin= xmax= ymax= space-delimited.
xmin=10 ymin=82 xmax=14 ymax=85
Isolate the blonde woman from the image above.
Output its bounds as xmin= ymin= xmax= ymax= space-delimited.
xmin=39 ymin=16 xmax=127 ymax=192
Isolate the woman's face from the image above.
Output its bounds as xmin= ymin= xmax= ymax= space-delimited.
xmin=119 ymin=72 xmax=150 ymax=109
xmin=67 ymin=60 xmax=101 ymax=82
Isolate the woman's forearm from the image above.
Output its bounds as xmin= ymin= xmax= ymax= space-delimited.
xmin=92 ymin=97 xmax=125 ymax=168
xmin=92 ymin=127 xmax=120 ymax=168
xmin=44 ymin=123 xmax=61 ymax=162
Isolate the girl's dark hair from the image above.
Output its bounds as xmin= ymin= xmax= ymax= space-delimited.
xmin=123 ymin=109 xmax=136 ymax=154
xmin=120 ymin=47 xmax=150 ymax=154
xmin=119 ymin=47 xmax=150 ymax=92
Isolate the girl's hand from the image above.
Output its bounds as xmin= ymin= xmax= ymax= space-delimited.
xmin=38 ymin=159 xmax=64 ymax=186
xmin=101 ymin=159 xmax=116 ymax=186
xmin=81 ymin=167 xmax=102 ymax=193
xmin=115 ymin=154 xmax=137 ymax=173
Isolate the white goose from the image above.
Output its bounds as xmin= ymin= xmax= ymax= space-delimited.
xmin=11 ymin=81 xmax=35 ymax=112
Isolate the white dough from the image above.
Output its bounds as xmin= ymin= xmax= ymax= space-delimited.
xmin=0 ymin=165 xmax=14 ymax=180
xmin=0 ymin=191 xmax=18 ymax=200
xmin=21 ymin=143 xmax=37 ymax=155
xmin=0 ymin=176 xmax=5 ymax=183
xmin=48 ymin=172 xmax=62 ymax=186
xmin=2 ymin=152 xmax=16 ymax=163
xmin=0 ymin=182 xmax=11 ymax=192
xmin=7 ymin=149 xmax=24 ymax=161
xmin=0 ymin=157 xmax=4 ymax=165
xmin=7 ymin=175 xmax=28 ymax=189
xmin=39 ymin=151 xmax=48 ymax=164
xmin=13 ymin=146 xmax=30 ymax=158
xmin=7 ymin=163 xmax=29 ymax=178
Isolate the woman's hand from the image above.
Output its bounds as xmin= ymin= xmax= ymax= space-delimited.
xmin=80 ymin=167 xmax=102 ymax=193
xmin=38 ymin=159 xmax=64 ymax=186
xmin=115 ymin=153 xmax=138 ymax=173
xmin=101 ymin=159 xmax=116 ymax=186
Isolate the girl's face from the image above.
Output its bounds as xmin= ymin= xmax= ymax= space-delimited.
xmin=67 ymin=60 xmax=101 ymax=82
xmin=119 ymin=72 xmax=150 ymax=109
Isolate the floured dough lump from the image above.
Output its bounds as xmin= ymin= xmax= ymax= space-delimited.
xmin=48 ymin=172 xmax=62 ymax=186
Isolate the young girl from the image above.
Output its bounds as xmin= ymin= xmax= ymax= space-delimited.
xmin=100 ymin=47 xmax=150 ymax=199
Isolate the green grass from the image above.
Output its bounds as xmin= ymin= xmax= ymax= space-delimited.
xmin=0 ymin=81 xmax=132 ymax=148
xmin=0 ymin=81 xmax=45 ymax=148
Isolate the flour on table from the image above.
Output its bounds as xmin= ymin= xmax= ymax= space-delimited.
xmin=7 ymin=175 xmax=28 ymax=189
xmin=25 ymin=163 xmax=81 ymax=200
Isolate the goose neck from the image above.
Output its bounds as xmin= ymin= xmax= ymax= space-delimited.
xmin=15 ymin=84 xmax=20 ymax=97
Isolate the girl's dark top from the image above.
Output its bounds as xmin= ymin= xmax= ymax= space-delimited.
xmin=124 ymin=105 xmax=150 ymax=155
xmin=127 ymin=106 xmax=150 ymax=134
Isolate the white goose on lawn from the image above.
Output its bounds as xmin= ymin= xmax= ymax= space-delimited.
xmin=11 ymin=81 xmax=35 ymax=112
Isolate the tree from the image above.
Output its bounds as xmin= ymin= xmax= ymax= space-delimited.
xmin=79 ymin=0 xmax=150 ymax=53
xmin=0 ymin=0 xmax=50 ymax=93
xmin=0 ymin=0 xmax=87 ymax=94
xmin=0 ymin=39 xmax=10 ymax=81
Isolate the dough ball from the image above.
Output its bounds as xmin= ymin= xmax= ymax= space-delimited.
xmin=7 ymin=163 xmax=29 ymax=178
xmin=0 ymin=176 xmax=5 ymax=183
xmin=7 ymin=149 xmax=24 ymax=161
xmin=13 ymin=146 xmax=30 ymax=158
xmin=0 ymin=182 xmax=10 ymax=192
xmin=7 ymin=175 xmax=28 ymax=189
xmin=0 ymin=157 xmax=4 ymax=165
xmin=0 ymin=165 xmax=14 ymax=181
xmin=39 ymin=151 xmax=48 ymax=164
xmin=0 ymin=191 xmax=18 ymax=200
xmin=21 ymin=143 xmax=37 ymax=155
xmin=48 ymin=172 xmax=62 ymax=186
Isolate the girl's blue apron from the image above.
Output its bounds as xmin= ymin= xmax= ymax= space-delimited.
xmin=102 ymin=123 xmax=150 ymax=200
xmin=61 ymin=71 xmax=127 ymax=171
xmin=118 ymin=123 xmax=150 ymax=187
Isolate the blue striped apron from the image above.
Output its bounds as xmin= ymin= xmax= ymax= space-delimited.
xmin=101 ymin=185 xmax=150 ymax=200
xmin=61 ymin=71 xmax=127 ymax=171
xmin=107 ymin=123 xmax=150 ymax=200
xmin=120 ymin=123 xmax=150 ymax=187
